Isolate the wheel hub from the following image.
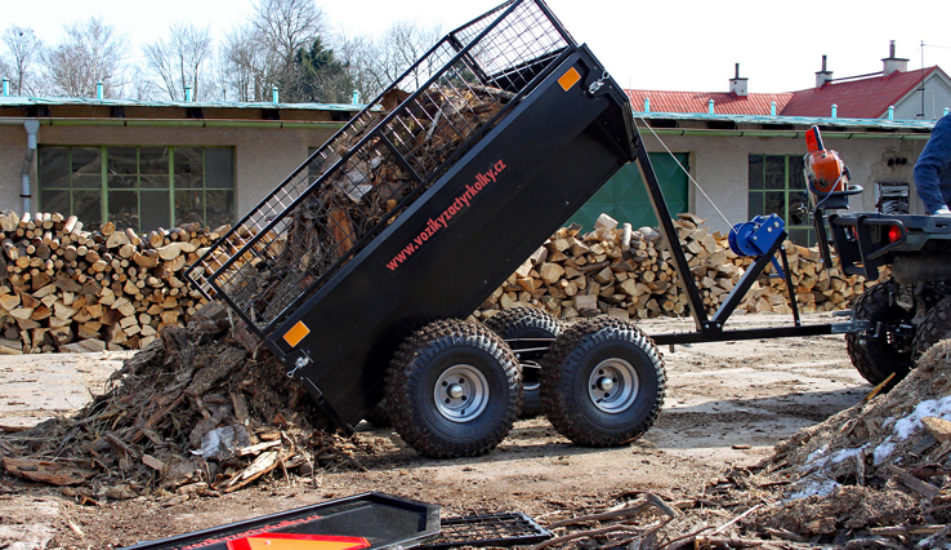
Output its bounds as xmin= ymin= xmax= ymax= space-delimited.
xmin=588 ymin=358 xmax=639 ymax=414
xmin=597 ymin=376 xmax=615 ymax=392
xmin=434 ymin=364 xmax=489 ymax=423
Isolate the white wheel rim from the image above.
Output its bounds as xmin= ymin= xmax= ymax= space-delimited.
xmin=587 ymin=358 xmax=639 ymax=413
xmin=434 ymin=364 xmax=489 ymax=422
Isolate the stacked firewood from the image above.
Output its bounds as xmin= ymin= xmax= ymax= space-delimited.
xmin=0 ymin=211 xmax=211 ymax=353
xmin=475 ymin=213 xmax=876 ymax=321
xmin=0 ymin=207 xmax=875 ymax=355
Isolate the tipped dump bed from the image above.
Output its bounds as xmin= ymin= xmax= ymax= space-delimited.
xmin=185 ymin=0 xmax=637 ymax=428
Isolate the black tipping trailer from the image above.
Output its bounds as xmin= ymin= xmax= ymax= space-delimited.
xmin=186 ymin=0 xmax=862 ymax=458
xmin=186 ymin=0 xmax=664 ymax=457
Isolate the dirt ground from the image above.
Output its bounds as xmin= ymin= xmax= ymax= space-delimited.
xmin=0 ymin=312 xmax=870 ymax=549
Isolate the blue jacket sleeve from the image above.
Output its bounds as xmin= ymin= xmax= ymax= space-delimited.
xmin=914 ymin=115 xmax=951 ymax=213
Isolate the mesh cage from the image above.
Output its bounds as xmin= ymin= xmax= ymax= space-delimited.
xmin=185 ymin=0 xmax=573 ymax=335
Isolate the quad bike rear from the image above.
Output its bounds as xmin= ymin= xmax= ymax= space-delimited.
xmin=806 ymin=125 xmax=951 ymax=385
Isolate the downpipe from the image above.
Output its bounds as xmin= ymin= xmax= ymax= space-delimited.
xmin=21 ymin=120 xmax=39 ymax=213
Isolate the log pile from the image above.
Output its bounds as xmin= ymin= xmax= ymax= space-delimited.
xmin=0 ymin=211 xmax=210 ymax=354
xmin=475 ymin=213 xmax=876 ymax=322
xmin=0 ymin=207 xmax=876 ymax=355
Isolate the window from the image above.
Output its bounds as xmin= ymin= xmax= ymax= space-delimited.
xmin=748 ymin=154 xmax=813 ymax=245
xmin=37 ymin=146 xmax=235 ymax=232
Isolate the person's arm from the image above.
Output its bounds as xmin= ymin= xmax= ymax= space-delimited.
xmin=914 ymin=116 xmax=951 ymax=214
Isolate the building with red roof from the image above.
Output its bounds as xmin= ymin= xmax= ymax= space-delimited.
xmin=781 ymin=66 xmax=951 ymax=120
xmin=586 ymin=44 xmax=950 ymax=242
xmin=627 ymin=45 xmax=951 ymax=121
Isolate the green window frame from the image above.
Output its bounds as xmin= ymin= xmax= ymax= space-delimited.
xmin=748 ymin=154 xmax=813 ymax=245
xmin=37 ymin=146 xmax=235 ymax=232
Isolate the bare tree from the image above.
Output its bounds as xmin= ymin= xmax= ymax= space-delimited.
xmin=221 ymin=25 xmax=269 ymax=102
xmin=222 ymin=0 xmax=325 ymax=101
xmin=336 ymin=21 xmax=441 ymax=102
xmin=2 ymin=26 xmax=43 ymax=95
xmin=44 ymin=17 xmax=127 ymax=97
xmin=143 ymin=23 xmax=213 ymax=101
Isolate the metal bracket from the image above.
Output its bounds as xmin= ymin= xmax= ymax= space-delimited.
xmin=287 ymin=352 xmax=312 ymax=378
xmin=829 ymin=319 xmax=871 ymax=334
xmin=587 ymin=71 xmax=610 ymax=95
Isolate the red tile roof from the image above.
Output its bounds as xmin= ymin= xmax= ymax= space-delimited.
xmin=626 ymin=67 xmax=948 ymax=119
xmin=779 ymin=67 xmax=942 ymax=118
xmin=626 ymin=90 xmax=793 ymax=116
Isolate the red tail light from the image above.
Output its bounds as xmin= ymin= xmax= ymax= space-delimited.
xmin=887 ymin=225 xmax=902 ymax=243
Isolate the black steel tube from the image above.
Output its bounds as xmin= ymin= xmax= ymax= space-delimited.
xmin=652 ymin=323 xmax=840 ymax=345
xmin=631 ymin=132 xmax=709 ymax=329
xmin=779 ymin=247 xmax=801 ymax=326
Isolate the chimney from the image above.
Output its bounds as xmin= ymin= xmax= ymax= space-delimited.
xmin=729 ymin=63 xmax=748 ymax=96
xmin=816 ymin=55 xmax=833 ymax=87
xmin=882 ymin=40 xmax=908 ymax=75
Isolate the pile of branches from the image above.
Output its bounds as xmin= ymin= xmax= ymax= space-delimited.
xmin=533 ymin=339 xmax=951 ymax=549
xmin=0 ymin=302 xmax=379 ymax=500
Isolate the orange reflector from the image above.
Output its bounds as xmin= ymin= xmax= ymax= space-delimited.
xmin=283 ymin=321 xmax=310 ymax=348
xmin=558 ymin=67 xmax=581 ymax=91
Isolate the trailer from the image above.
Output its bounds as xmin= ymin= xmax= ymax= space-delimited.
xmin=186 ymin=0 xmax=864 ymax=458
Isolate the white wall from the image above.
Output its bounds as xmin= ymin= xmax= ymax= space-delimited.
xmin=638 ymin=129 xmax=929 ymax=233
xmin=894 ymin=72 xmax=951 ymax=120
xmin=0 ymin=123 xmax=340 ymax=219
xmin=0 ymin=124 xmax=25 ymax=212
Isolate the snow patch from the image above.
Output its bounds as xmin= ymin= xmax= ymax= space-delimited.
xmin=787 ymin=478 xmax=839 ymax=501
xmin=831 ymin=444 xmax=868 ymax=464
xmin=872 ymin=395 xmax=951 ymax=465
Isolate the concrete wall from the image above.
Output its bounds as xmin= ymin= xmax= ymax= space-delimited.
xmin=0 ymin=122 xmax=341 ymax=220
xmin=638 ymin=129 xmax=929 ymax=233
xmin=0 ymin=122 xmax=27 ymax=212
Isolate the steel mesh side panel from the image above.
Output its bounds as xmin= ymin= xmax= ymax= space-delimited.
xmin=188 ymin=0 xmax=572 ymax=334
xmin=185 ymin=107 xmax=387 ymax=300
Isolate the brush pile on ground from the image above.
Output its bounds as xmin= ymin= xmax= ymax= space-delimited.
xmin=532 ymin=340 xmax=951 ymax=549
xmin=731 ymin=338 xmax=951 ymax=546
xmin=0 ymin=303 xmax=381 ymax=500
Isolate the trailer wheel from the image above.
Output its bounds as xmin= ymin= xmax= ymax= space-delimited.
xmin=541 ymin=316 xmax=665 ymax=447
xmin=913 ymin=296 xmax=951 ymax=359
xmin=386 ymin=319 xmax=520 ymax=458
xmin=846 ymin=281 xmax=913 ymax=385
xmin=484 ymin=307 xmax=564 ymax=418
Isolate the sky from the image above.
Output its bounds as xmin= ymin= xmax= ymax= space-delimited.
xmin=4 ymin=0 xmax=951 ymax=95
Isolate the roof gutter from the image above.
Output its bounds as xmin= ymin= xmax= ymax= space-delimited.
xmin=0 ymin=117 xmax=348 ymax=129
xmin=636 ymin=126 xmax=932 ymax=140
